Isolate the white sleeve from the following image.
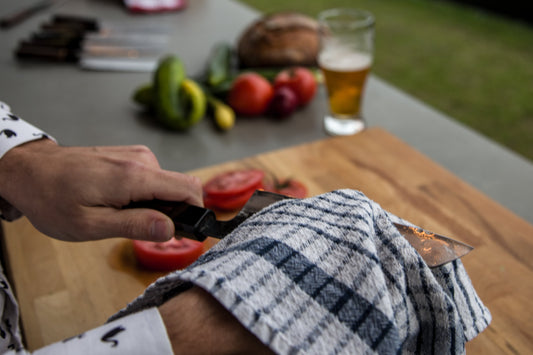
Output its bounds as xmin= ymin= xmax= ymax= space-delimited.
xmin=7 ymin=308 xmax=174 ymax=355
xmin=0 ymin=101 xmax=56 ymax=159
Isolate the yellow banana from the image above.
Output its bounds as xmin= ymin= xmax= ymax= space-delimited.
xmin=208 ymin=96 xmax=235 ymax=131
xmin=181 ymin=79 xmax=207 ymax=125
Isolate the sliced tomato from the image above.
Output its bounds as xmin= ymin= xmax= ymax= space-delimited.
xmin=203 ymin=169 xmax=265 ymax=198
xmin=202 ymin=169 xmax=266 ymax=211
xmin=204 ymin=184 xmax=261 ymax=210
xmin=133 ymin=238 xmax=204 ymax=271
xmin=264 ymin=179 xmax=307 ymax=199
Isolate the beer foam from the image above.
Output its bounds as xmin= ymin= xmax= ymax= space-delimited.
xmin=318 ymin=49 xmax=372 ymax=71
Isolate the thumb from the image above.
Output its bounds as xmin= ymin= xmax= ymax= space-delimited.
xmin=91 ymin=208 xmax=175 ymax=242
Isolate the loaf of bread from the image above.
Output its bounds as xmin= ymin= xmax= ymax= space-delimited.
xmin=237 ymin=12 xmax=321 ymax=68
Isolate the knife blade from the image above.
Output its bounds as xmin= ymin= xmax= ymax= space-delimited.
xmin=127 ymin=190 xmax=473 ymax=267
xmin=392 ymin=223 xmax=473 ymax=267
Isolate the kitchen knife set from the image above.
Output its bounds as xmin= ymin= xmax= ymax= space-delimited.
xmin=15 ymin=14 xmax=169 ymax=71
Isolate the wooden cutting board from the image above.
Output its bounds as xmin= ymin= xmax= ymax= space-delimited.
xmin=2 ymin=127 xmax=532 ymax=353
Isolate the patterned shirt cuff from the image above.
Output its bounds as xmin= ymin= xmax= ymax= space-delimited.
xmin=31 ymin=308 xmax=173 ymax=355
xmin=0 ymin=101 xmax=56 ymax=159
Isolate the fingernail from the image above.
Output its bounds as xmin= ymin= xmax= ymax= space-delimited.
xmin=151 ymin=220 xmax=172 ymax=241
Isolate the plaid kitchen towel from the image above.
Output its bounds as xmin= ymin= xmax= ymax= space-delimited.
xmin=111 ymin=189 xmax=491 ymax=354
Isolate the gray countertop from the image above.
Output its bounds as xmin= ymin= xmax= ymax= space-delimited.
xmin=1 ymin=0 xmax=532 ymax=224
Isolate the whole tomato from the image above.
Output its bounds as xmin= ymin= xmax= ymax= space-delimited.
xmin=227 ymin=72 xmax=274 ymax=116
xmin=273 ymin=67 xmax=317 ymax=106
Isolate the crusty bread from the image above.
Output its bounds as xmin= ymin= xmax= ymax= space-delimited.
xmin=237 ymin=12 xmax=320 ymax=68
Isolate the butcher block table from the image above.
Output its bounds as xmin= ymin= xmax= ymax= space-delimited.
xmin=2 ymin=128 xmax=532 ymax=353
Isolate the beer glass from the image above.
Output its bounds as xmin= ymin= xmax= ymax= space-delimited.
xmin=318 ymin=8 xmax=375 ymax=135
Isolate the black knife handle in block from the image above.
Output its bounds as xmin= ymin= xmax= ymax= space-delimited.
xmin=125 ymin=200 xmax=216 ymax=242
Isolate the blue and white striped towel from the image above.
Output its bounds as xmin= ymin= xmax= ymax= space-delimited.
xmin=111 ymin=189 xmax=491 ymax=354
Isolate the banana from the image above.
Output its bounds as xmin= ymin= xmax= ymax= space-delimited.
xmin=208 ymin=96 xmax=235 ymax=131
xmin=181 ymin=79 xmax=207 ymax=125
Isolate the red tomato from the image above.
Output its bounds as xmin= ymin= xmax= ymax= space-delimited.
xmin=227 ymin=73 xmax=274 ymax=116
xmin=273 ymin=67 xmax=317 ymax=106
xmin=264 ymin=179 xmax=307 ymax=199
xmin=203 ymin=169 xmax=265 ymax=210
xmin=203 ymin=170 xmax=265 ymax=198
xmin=133 ymin=238 xmax=204 ymax=271
xmin=204 ymin=185 xmax=259 ymax=210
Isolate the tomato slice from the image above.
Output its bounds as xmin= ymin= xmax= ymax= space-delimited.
xmin=133 ymin=238 xmax=204 ymax=271
xmin=264 ymin=179 xmax=307 ymax=199
xmin=203 ymin=169 xmax=265 ymax=198
xmin=204 ymin=183 xmax=261 ymax=210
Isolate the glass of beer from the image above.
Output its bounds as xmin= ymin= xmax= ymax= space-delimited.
xmin=318 ymin=8 xmax=375 ymax=135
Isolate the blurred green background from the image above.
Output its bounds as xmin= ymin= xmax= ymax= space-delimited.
xmin=237 ymin=0 xmax=533 ymax=162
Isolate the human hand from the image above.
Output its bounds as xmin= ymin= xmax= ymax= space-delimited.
xmin=0 ymin=139 xmax=203 ymax=242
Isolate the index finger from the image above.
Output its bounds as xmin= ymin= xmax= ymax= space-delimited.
xmin=129 ymin=169 xmax=204 ymax=207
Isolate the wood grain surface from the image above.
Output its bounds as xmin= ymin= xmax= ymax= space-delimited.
xmin=1 ymin=127 xmax=532 ymax=352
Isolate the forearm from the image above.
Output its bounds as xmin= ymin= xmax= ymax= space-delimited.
xmin=0 ymin=139 xmax=57 ymax=211
xmin=159 ymin=286 xmax=273 ymax=355
xmin=0 ymin=102 xmax=57 ymax=221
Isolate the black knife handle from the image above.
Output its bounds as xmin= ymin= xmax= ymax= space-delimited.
xmin=125 ymin=200 xmax=216 ymax=241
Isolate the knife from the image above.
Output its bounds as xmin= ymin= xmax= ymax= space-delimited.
xmin=14 ymin=14 xmax=169 ymax=71
xmin=127 ymin=190 xmax=285 ymax=241
xmin=0 ymin=0 xmax=56 ymax=29
xmin=127 ymin=190 xmax=473 ymax=267
xmin=392 ymin=223 xmax=473 ymax=267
